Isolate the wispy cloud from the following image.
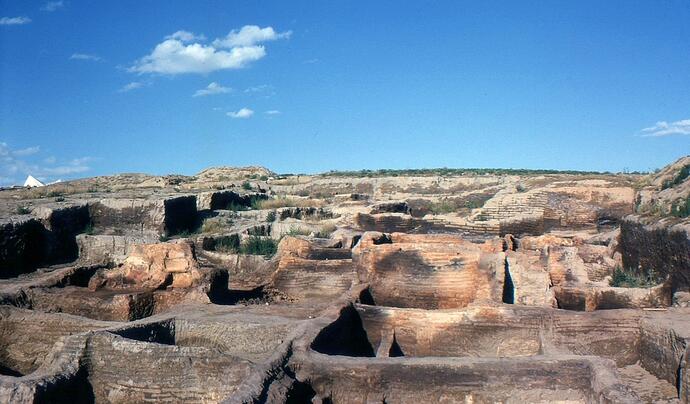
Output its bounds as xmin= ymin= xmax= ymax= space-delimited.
xmin=227 ymin=108 xmax=254 ymax=119
xmin=129 ymin=25 xmax=289 ymax=75
xmin=265 ymin=110 xmax=281 ymax=115
xmin=12 ymin=146 xmax=40 ymax=157
xmin=0 ymin=142 xmax=93 ymax=185
xmin=41 ymin=1 xmax=65 ymax=12
xmin=70 ymin=53 xmax=102 ymax=62
xmin=303 ymin=58 xmax=319 ymax=64
xmin=193 ymin=82 xmax=232 ymax=97
xmin=0 ymin=16 xmax=31 ymax=25
xmin=212 ymin=25 xmax=291 ymax=48
xmin=244 ymin=84 xmax=273 ymax=94
xmin=244 ymin=84 xmax=276 ymax=98
xmin=641 ymin=119 xmax=690 ymax=137
xmin=118 ymin=81 xmax=145 ymax=93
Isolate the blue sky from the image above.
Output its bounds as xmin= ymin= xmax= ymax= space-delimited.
xmin=1 ymin=1 xmax=689 ymax=184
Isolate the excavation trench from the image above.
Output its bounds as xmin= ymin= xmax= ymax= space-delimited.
xmin=309 ymin=304 xmax=686 ymax=401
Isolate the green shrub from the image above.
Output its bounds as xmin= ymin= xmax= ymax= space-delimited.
xmin=176 ymin=230 xmax=193 ymax=238
xmin=216 ymin=234 xmax=241 ymax=253
xmin=240 ymin=236 xmax=277 ymax=257
xmin=609 ymin=266 xmax=659 ymax=288
xmin=250 ymin=195 xmax=265 ymax=210
xmin=286 ymin=226 xmax=311 ymax=236
xmin=227 ymin=202 xmax=249 ymax=211
xmin=259 ymin=175 xmax=269 ymax=181
xmin=464 ymin=200 xmax=484 ymax=209
xmin=241 ymin=181 xmax=253 ymax=190
xmin=266 ymin=210 xmax=276 ymax=222
xmin=670 ymin=196 xmax=690 ymax=218
xmin=662 ymin=164 xmax=690 ymax=190
xmin=429 ymin=200 xmax=456 ymax=214
xmin=16 ymin=206 xmax=31 ymax=215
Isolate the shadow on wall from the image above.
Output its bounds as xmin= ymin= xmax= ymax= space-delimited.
xmin=206 ymin=269 xmax=271 ymax=305
xmin=310 ymin=305 xmax=375 ymax=357
xmin=0 ymin=205 xmax=90 ymax=279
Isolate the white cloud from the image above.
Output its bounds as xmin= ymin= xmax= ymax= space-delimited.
xmin=118 ymin=81 xmax=144 ymax=93
xmin=303 ymin=58 xmax=319 ymax=64
xmin=166 ymin=30 xmax=205 ymax=42
xmin=12 ymin=146 xmax=40 ymax=157
xmin=641 ymin=119 xmax=690 ymax=137
xmin=244 ymin=84 xmax=273 ymax=93
xmin=0 ymin=142 xmax=92 ymax=185
xmin=41 ymin=1 xmax=65 ymax=12
xmin=70 ymin=53 xmax=102 ymax=62
xmin=265 ymin=110 xmax=281 ymax=115
xmin=213 ymin=25 xmax=292 ymax=48
xmin=130 ymin=26 xmax=289 ymax=75
xmin=227 ymin=108 xmax=254 ymax=119
xmin=193 ymin=82 xmax=232 ymax=97
xmin=0 ymin=16 xmax=31 ymax=25
xmin=130 ymin=39 xmax=265 ymax=74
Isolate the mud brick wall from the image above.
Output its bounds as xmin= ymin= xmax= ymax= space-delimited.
xmin=0 ymin=307 xmax=111 ymax=375
xmin=273 ymin=256 xmax=355 ymax=300
xmin=85 ymin=333 xmax=252 ymax=402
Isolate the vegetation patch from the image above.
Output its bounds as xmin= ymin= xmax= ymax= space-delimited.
xmin=239 ymin=236 xmax=277 ymax=257
xmin=286 ymin=226 xmax=312 ymax=236
xmin=661 ymin=164 xmax=690 ymax=190
xmin=201 ymin=218 xmax=233 ymax=234
xmin=670 ymin=196 xmax=690 ymax=218
xmin=15 ymin=206 xmax=31 ymax=215
xmin=322 ymin=167 xmax=611 ymax=178
xmin=256 ymin=197 xmax=325 ymax=209
xmin=216 ymin=234 xmax=241 ymax=253
xmin=216 ymin=235 xmax=277 ymax=257
xmin=609 ymin=266 xmax=661 ymax=288
xmin=428 ymin=200 xmax=456 ymax=214
xmin=314 ymin=223 xmax=337 ymax=238
xmin=266 ymin=210 xmax=276 ymax=222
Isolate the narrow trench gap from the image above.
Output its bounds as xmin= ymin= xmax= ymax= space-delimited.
xmin=284 ymin=379 xmax=316 ymax=404
xmin=677 ymin=352 xmax=685 ymax=399
xmin=357 ymin=287 xmax=376 ymax=305
xmin=388 ymin=332 xmax=404 ymax=357
xmin=0 ymin=364 xmax=23 ymax=377
xmin=502 ymin=257 xmax=514 ymax=304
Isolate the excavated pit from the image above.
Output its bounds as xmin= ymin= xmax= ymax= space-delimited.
xmin=84 ymin=331 xmax=253 ymax=402
xmin=0 ymin=160 xmax=687 ymax=403
xmin=309 ymin=303 xmax=687 ymax=401
xmin=0 ymin=307 xmax=113 ymax=378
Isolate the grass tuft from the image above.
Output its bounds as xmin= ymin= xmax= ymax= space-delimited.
xmin=609 ymin=266 xmax=660 ymax=288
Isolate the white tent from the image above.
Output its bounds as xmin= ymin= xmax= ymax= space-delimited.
xmin=23 ymin=175 xmax=45 ymax=188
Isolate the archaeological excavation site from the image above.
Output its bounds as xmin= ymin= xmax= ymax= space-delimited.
xmin=0 ymin=157 xmax=688 ymax=403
